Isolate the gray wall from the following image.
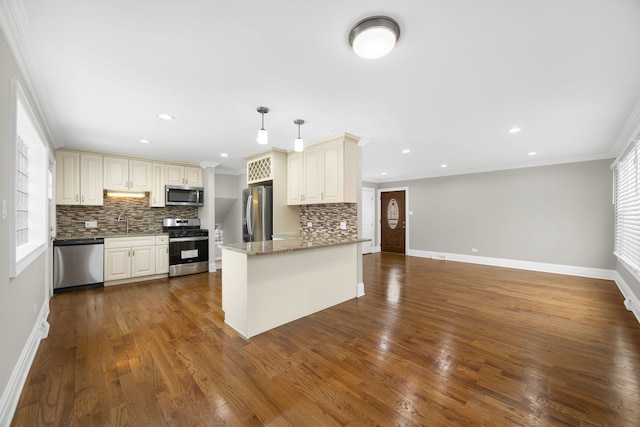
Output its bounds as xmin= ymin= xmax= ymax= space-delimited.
xmin=380 ymin=159 xmax=615 ymax=269
xmin=0 ymin=28 xmax=52 ymax=407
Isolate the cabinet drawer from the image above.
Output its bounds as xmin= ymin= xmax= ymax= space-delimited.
xmin=105 ymin=236 xmax=156 ymax=248
xmin=155 ymin=235 xmax=168 ymax=245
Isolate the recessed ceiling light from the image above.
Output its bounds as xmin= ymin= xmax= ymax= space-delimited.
xmin=158 ymin=113 xmax=175 ymax=120
xmin=220 ymin=153 xmax=229 ymax=158
xmin=401 ymin=149 xmax=410 ymax=154
xmin=528 ymin=151 xmax=537 ymax=156
xmin=509 ymin=127 xmax=522 ymax=134
xmin=381 ymin=172 xmax=387 ymax=176
xmin=139 ymin=139 xmax=151 ymax=144
xmin=441 ymin=164 xmax=448 ymax=168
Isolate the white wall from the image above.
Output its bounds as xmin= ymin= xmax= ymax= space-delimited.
xmin=0 ymin=27 xmax=52 ymax=423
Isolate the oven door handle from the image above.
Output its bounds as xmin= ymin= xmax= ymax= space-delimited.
xmin=169 ymin=236 xmax=209 ymax=243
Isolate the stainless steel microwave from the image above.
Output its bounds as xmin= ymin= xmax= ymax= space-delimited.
xmin=165 ymin=185 xmax=204 ymax=206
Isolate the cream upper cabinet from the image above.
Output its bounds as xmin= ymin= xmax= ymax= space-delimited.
xmin=129 ymin=160 xmax=153 ymax=191
xmin=286 ymin=152 xmax=304 ymax=205
xmin=319 ymin=140 xmax=344 ymax=203
xmin=184 ymin=166 xmax=202 ymax=186
xmin=150 ymin=163 xmax=165 ymax=207
xmin=55 ymin=150 xmax=103 ymax=205
xmin=286 ymin=134 xmax=358 ymax=205
xmin=303 ymin=145 xmax=323 ymax=204
xmin=166 ymin=164 xmax=202 ymax=186
xmin=104 ymin=156 xmax=152 ymax=191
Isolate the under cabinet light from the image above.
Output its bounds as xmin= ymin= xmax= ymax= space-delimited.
xmin=107 ymin=192 xmax=146 ymax=198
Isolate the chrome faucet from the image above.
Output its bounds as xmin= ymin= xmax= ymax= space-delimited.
xmin=116 ymin=213 xmax=130 ymax=233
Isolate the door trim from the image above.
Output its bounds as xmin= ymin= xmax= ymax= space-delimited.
xmin=377 ymin=187 xmax=409 ymax=254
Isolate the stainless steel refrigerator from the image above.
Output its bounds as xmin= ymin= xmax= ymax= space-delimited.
xmin=242 ymin=186 xmax=273 ymax=242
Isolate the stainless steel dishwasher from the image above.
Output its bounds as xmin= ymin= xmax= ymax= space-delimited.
xmin=53 ymin=238 xmax=104 ymax=293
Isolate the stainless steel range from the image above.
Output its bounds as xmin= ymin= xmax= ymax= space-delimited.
xmin=163 ymin=218 xmax=209 ymax=277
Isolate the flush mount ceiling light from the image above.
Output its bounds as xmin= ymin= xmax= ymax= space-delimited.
xmin=294 ymin=119 xmax=305 ymax=152
xmin=256 ymin=106 xmax=269 ymax=145
xmin=349 ymin=16 xmax=400 ymax=59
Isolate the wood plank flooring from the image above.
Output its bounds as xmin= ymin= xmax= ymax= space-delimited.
xmin=11 ymin=253 xmax=640 ymax=426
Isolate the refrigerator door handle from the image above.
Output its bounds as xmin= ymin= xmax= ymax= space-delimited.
xmin=246 ymin=194 xmax=253 ymax=237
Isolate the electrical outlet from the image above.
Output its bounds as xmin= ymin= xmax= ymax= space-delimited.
xmin=471 ymin=248 xmax=478 ymax=253
xmin=307 ymin=222 xmax=312 ymax=227
xmin=85 ymin=220 xmax=98 ymax=228
xmin=340 ymin=221 xmax=347 ymax=230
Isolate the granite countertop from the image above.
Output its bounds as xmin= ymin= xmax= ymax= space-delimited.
xmin=55 ymin=232 xmax=168 ymax=240
xmin=220 ymin=237 xmax=369 ymax=256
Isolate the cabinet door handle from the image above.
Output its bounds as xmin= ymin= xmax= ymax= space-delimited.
xmin=321 ymin=192 xmax=324 ymax=200
xmin=128 ymin=250 xmax=131 ymax=257
xmin=76 ymin=194 xmax=79 ymax=202
xmin=81 ymin=195 xmax=84 ymax=203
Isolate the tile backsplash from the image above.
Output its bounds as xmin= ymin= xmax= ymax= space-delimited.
xmin=299 ymin=203 xmax=357 ymax=239
xmin=56 ymin=192 xmax=197 ymax=238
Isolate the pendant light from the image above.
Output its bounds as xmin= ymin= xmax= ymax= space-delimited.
xmin=349 ymin=16 xmax=400 ymax=59
xmin=294 ymin=119 xmax=305 ymax=152
xmin=256 ymin=107 xmax=269 ymax=144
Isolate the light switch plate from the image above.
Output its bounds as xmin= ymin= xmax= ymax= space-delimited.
xmin=340 ymin=221 xmax=347 ymax=230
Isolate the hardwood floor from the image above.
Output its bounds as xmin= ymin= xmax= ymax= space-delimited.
xmin=11 ymin=253 xmax=640 ymax=426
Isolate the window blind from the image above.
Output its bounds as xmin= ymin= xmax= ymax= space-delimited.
xmin=15 ymin=136 xmax=29 ymax=247
xmin=614 ymin=138 xmax=640 ymax=270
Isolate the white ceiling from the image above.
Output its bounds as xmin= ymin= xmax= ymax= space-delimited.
xmin=3 ymin=0 xmax=640 ymax=182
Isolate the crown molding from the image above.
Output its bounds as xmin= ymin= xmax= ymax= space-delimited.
xmin=199 ymin=161 xmax=220 ymax=170
xmin=0 ymin=0 xmax=60 ymax=147
xmin=611 ymin=96 xmax=640 ymax=164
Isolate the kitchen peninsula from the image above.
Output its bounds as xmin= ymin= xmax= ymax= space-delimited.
xmin=221 ymin=237 xmax=366 ymax=339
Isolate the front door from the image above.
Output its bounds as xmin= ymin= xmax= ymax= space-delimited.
xmin=380 ymin=190 xmax=405 ymax=254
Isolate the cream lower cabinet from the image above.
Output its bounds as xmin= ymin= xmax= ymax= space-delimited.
xmin=104 ymin=235 xmax=169 ymax=282
xmin=155 ymin=235 xmax=169 ymax=274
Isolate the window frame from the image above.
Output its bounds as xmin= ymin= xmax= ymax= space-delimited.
xmin=9 ymin=80 xmax=49 ymax=278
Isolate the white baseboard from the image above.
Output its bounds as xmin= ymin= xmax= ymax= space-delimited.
xmin=0 ymin=299 xmax=50 ymax=426
xmin=407 ymin=249 xmax=616 ymax=280
xmin=209 ymin=261 xmax=217 ymax=272
xmin=613 ymin=271 xmax=640 ymax=324
xmin=356 ymin=282 xmax=365 ymax=297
